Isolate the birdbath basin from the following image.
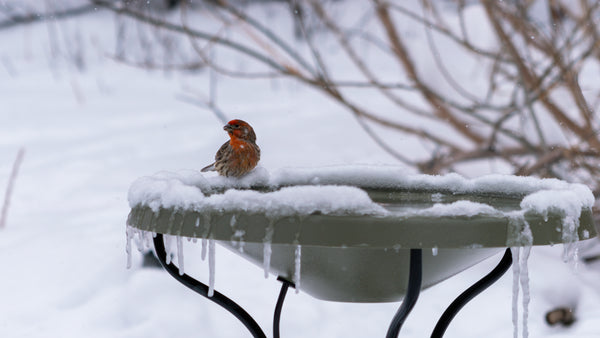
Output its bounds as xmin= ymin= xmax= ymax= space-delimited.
xmin=126 ymin=166 xmax=596 ymax=303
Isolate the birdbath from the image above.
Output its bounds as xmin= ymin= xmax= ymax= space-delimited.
xmin=126 ymin=166 xmax=596 ymax=338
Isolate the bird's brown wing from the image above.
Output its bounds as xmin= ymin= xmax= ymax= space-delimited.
xmin=201 ymin=141 xmax=229 ymax=172
xmin=214 ymin=141 xmax=230 ymax=162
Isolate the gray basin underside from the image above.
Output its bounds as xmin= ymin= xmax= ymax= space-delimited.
xmin=221 ymin=241 xmax=501 ymax=302
xmin=127 ymin=187 xmax=596 ymax=302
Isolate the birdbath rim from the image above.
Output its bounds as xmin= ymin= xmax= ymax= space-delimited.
xmin=127 ymin=165 xmax=597 ymax=249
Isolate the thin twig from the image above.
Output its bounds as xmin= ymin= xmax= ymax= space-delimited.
xmin=176 ymin=93 xmax=229 ymax=124
xmin=421 ymin=4 xmax=481 ymax=104
xmin=0 ymin=3 xmax=96 ymax=30
xmin=1 ymin=148 xmax=25 ymax=229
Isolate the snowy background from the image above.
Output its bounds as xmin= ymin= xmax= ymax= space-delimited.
xmin=1 ymin=1 xmax=600 ymax=337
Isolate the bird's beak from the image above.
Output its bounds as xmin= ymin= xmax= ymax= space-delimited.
xmin=223 ymin=124 xmax=233 ymax=132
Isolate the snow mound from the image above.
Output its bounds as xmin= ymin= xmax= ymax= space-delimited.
xmin=128 ymin=165 xmax=594 ymax=220
xmin=128 ymin=168 xmax=388 ymax=217
xmin=413 ymin=200 xmax=502 ymax=217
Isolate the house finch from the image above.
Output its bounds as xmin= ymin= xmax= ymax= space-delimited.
xmin=201 ymin=119 xmax=261 ymax=177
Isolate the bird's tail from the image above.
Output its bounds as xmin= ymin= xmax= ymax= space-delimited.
xmin=201 ymin=163 xmax=216 ymax=172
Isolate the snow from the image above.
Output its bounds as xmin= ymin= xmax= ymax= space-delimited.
xmin=128 ymin=173 xmax=388 ymax=217
xmin=414 ymin=200 xmax=501 ymax=217
xmin=1 ymin=2 xmax=600 ymax=338
xmin=269 ymin=167 xmax=593 ymax=198
xmin=128 ymin=166 xmax=593 ymax=223
xmin=129 ymin=165 xmax=596 ymax=207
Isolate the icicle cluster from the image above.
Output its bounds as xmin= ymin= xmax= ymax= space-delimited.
xmin=125 ymin=225 xmax=155 ymax=269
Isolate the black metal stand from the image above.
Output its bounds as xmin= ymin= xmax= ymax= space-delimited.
xmin=274 ymin=277 xmax=295 ymax=338
xmin=151 ymin=235 xmax=512 ymax=338
xmin=431 ymin=248 xmax=513 ymax=338
xmin=153 ymin=234 xmax=267 ymax=338
xmin=386 ymin=248 xmax=423 ymax=338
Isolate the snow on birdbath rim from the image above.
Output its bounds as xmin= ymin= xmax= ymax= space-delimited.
xmin=127 ymin=165 xmax=595 ymax=220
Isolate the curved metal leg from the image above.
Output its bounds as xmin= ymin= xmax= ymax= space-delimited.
xmin=386 ymin=248 xmax=423 ymax=338
xmin=153 ymin=234 xmax=266 ymax=338
xmin=273 ymin=277 xmax=295 ymax=338
xmin=431 ymin=248 xmax=513 ymax=338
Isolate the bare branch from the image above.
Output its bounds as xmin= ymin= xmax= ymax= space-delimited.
xmin=309 ymin=0 xmax=434 ymax=118
xmin=374 ymin=0 xmax=485 ymax=144
xmin=214 ymin=0 xmax=318 ymax=77
xmin=387 ymin=2 xmax=510 ymax=62
xmin=483 ymin=1 xmax=600 ymax=151
xmin=91 ymin=0 xmax=293 ymax=75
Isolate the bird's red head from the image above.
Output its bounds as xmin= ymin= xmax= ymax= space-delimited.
xmin=224 ymin=119 xmax=257 ymax=143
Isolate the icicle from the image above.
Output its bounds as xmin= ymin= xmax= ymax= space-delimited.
xmin=201 ymin=213 xmax=211 ymax=261
xmin=135 ymin=228 xmax=144 ymax=252
xmin=229 ymin=215 xmax=245 ymax=252
xmin=238 ymin=234 xmax=245 ymax=253
xmin=143 ymin=230 xmax=152 ymax=250
xmin=126 ymin=226 xmax=133 ymax=269
xmin=202 ymin=213 xmax=211 ymax=238
xmin=293 ymin=244 xmax=301 ymax=293
xmin=165 ymin=235 xmax=173 ymax=265
xmin=263 ymin=242 xmax=272 ymax=279
xmin=201 ymin=238 xmax=208 ymax=261
xmin=520 ymin=246 xmax=531 ymax=338
xmin=561 ymin=216 xmax=580 ymax=263
xmin=431 ymin=246 xmax=438 ymax=256
xmin=573 ymin=245 xmax=580 ymax=271
xmin=177 ymin=236 xmax=184 ymax=275
xmin=208 ymin=239 xmax=216 ymax=297
xmin=511 ymin=246 xmax=532 ymax=338
xmin=511 ymin=247 xmax=520 ymax=338
xmin=167 ymin=212 xmax=176 ymax=238
xmin=263 ymin=221 xmax=274 ymax=279
xmin=231 ymin=230 xmax=246 ymax=253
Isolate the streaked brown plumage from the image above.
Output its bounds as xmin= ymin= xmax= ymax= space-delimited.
xmin=201 ymin=119 xmax=261 ymax=177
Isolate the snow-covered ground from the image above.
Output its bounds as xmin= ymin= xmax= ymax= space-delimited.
xmin=1 ymin=3 xmax=600 ymax=337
